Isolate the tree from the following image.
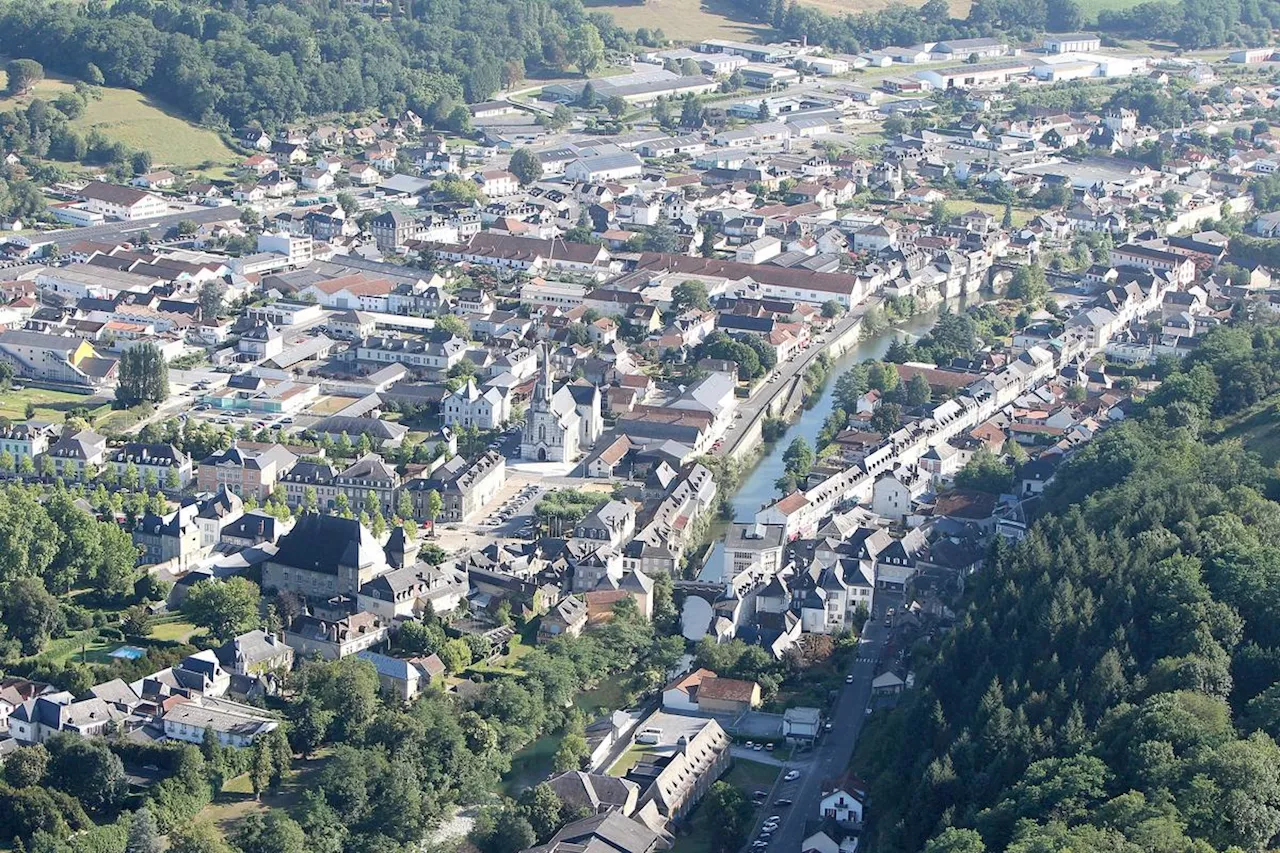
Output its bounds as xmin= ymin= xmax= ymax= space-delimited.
xmin=197 ymin=280 xmax=227 ymax=320
xmin=509 ymin=148 xmax=541 ymax=186
xmin=822 ymin=299 xmax=843 ymax=319
xmin=125 ymin=807 xmax=162 ymax=853
xmin=4 ymin=577 xmax=63 ymax=655
xmin=605 ymin=95 xmax=627 ymax=118
xmin=679 ymin=94 xmax=704 ymax=129
xmin=906 ymin=373 xmax=932 ymax=406
xmin=672 ymin=280 xmax=710 ymax=312
xmin=703 ymin=781 xmax=754 ymax=853
xmin=931 ymin=198 xmax=952 ymax=226
xmin=1008 ymin=264 xmax=1049 ymax=306
xmin=518 ymin=783 xmax=565 ymax=841
xmin=116 ymin=343 xmax=169 ymax=407
xmin=435 ymin=313 xmax=470 ymax=339
xmin=954 ymin=447 xmax=1013 ymax=494
xmin=474 ymin=806 xmax=537 ymax=853
xmin=182 ymin=577 xmax=261 ymax=642
xmin=168 ymin=821 xmax=236 ymax=853
xmin=757 ymin=100 xmax=771 ymax=121
xmin=783 ymin=437 xmax=814 ymax=480
xmin=440 ymin=637 xmax=472 ymax=673
xmin=545 ymin=104 xmax=573 ymax=131
xmin=553 ymin=731 xmax=589 ymax=772
xmin=425 ymin=489 xmax=443 ymax=535
xmin=925 ymin=828 xmax=987 ymax=853
xmin=5 ymin=59 xmax=44 ymax=96
xmin=870 ymin=403 xmax=903 ymax=436
xmin=4 ymin=743 xmax=49 ymax=787
xmin=45 ymin=733 xmax=126 ymax=814
xmin=237 ymin=812 xmax=307 ymax=853
xmin=652 ymin=98 xmax=671 ymax=127
xmin=570 ymin=23 xmax=605 ymax=75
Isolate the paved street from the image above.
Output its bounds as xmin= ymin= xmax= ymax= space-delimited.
xmin=722 ymin=301 xmax=877 ymax=461
xmin=749 ymin=589 xmax=903 ymax=852
xmin=42 ymin=206 xmax=241 ymax=249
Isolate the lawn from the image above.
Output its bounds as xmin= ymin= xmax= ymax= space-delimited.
xmin=724 ymin=758 xmax=780 ymax=789
xmin=954 ymin=199 xmax=1036 ymax=228
xmin=147 ymin=614 xmax=203 ymax=644
xmin=32 ymin=628 xmax=116 ymax=667
xmin=0 ymin=387 xmax=107 ymax=422
xmin=199 ymin=752 xmax=332 ymax=837
xmin=606 ymin=742 xmax=655 ymax=777
xmin=0 ymin=68 xmax=238 ymax=171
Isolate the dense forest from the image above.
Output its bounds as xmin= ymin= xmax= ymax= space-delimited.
xmin=853 ymin=323 xmax=1280 ymax=852
xmin=0 ymin=0 xmax=631 ymax=130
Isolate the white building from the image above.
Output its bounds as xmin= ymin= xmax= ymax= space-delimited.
xmin=162 ymin=696 xmax=278 ymax=748
xmin=78 ymin=181 xmax=168 ymax=221
xmin=441 ymin=378 xmax=512 ymax=430
xmin=1044 ymin=33 xmax=1101 ymax=53
xmin=257 ymin=231 xmax=314 ymax=267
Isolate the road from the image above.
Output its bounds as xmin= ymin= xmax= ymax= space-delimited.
xmin=40 ymin=206 xmax=242 ymax=249
xmin=750 ymin=590 xmax=903 ymax=853
xmin=720 ymin=305 xmax=867 ymax=460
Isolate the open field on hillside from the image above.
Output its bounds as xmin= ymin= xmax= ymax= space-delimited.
xmin=589 ymin=0 xmax=1151 ymax=44
xmin=586 ymin=0 xmax=769 ymax=41
xmin=0 ymin=67 xmax=238 ymax=170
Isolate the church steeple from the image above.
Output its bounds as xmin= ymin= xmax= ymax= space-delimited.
xmin=536 ymin=343 xmax=553 ymax=406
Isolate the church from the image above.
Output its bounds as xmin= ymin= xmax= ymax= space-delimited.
xmin=521 ymin=345 xmax=582 ymax=462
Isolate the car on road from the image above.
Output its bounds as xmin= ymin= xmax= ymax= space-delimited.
xmin=774 ymin=799 xmax=793 ymax=807
xmin=824 ymin=722 xmax=833 ymax=732
xmin=784 ymin=771 xmax=800 ymax=782
xmin=765 ymin=815 xmax=781 ymax=825
xmin=845 ymin=674 xmax=854 ymax=683
xmin=752 ymin=742 xmax=763 ymax=751
xmin=865 ymin=707 xmax=873 ymax=715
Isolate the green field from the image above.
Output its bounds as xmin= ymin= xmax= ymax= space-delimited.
xmin=0 ymin=386 xmax=107 ymax=422
xmin=200 ymin=751 xmax=332 ymax=836
xmin=585 ymin=0 xmax=1147 ymax=44
xmin=147 ymin=614 xmax=202 ymax=644
xmin=0 ymin=68 xmax=238 ymax=171
xmin=31 ymin=628 xmax=117 ymax=667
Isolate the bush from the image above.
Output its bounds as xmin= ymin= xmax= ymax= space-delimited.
xmin=62 ymin=605 xmax=94 ymax=632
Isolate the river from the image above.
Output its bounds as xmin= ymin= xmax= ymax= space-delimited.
xmin=699 ymin=302 xmax=958 ymax=580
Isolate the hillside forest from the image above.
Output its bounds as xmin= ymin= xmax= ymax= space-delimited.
xmin=853 ymin=323 xmax=1280 ymax=853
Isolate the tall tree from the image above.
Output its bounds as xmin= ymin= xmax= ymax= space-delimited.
xmin=116 ymin=344 xmax=169 ymax=407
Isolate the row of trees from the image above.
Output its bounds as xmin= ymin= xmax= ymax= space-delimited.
xmin=855 ymin=322 xmax=1280 ymax=852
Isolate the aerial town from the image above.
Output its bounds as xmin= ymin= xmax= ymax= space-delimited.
xmin=1 ymin=4 xmax=1280 ymax=853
